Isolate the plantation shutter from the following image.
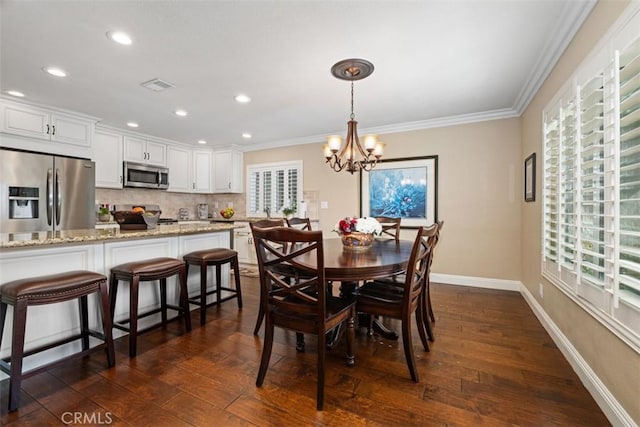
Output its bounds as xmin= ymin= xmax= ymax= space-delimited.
xmin=246 ymin=161 xmax=303 ymax=217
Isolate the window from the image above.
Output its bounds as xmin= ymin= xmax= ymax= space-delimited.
xmin=246 ymin=161 xmax=303 ymax=217
xmin=542 ymin=8 xmax=640 ymax=350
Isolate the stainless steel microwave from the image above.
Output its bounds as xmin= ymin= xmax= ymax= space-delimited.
xmin=123 ymin=161 xmax=169 ymax=189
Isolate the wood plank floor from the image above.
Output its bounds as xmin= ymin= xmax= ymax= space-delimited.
xmin=0 ymin=278 xmax=610 ymax=426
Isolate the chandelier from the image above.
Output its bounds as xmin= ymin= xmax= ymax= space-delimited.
xmin=323 ymin=58 xmax=384 ymax=174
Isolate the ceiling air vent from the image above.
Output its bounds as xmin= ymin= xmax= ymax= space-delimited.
xmin=140 ymin=78 xmax=175 ymax=92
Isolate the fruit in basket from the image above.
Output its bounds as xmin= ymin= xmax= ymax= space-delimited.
xmin=132 ymin=207 xmax=145 ymax=214
xmin=220 ymin=207 xmax=234 ymax=219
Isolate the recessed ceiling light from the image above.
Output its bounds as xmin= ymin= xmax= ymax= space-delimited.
xmin=7 ymin=90 xmax=24 ymax=97
xmin=242 ymin=133 xmax=252 ymax=139
xmin=127 ymin=122 xmax=139 ymax=128
xmin=197 ymin=140 xmax=207 ymax=145
xmin=43 ymin=67 xmax=67 ymax=77
xmin=174 ymin=109 xmax=188 ymax=117
xmin=106 ymin=30 xmax=132 ymax=45
xmin=235 ymin=94 xmax=251 ymax=103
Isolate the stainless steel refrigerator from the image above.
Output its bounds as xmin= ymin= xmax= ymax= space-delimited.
xmin=0 ymin=148 xmax=96 ymax=233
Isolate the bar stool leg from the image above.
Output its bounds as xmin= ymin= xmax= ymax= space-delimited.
xmin=129 ymin=276 xmax=140 ymax=358
xmin=215 ymin=264 xmax=222 ymax=306
xmin=98 ymin=281 xmax=116 ymax=367
xmin=109 ymin=275 xmax=118 ymax=326
xmin=9 ymin=300 xmax=28 ymax=412
xmin=232 ymin=256 xmax=243 ymax=309
xmin=200 ymin=262 xmax=207 ymax=325
xmin=79 ymin=295 xmax=90 ymax=351
xmin=160 ymin=279 xmax=168 ymax=325
xmin=179 ymin=267 xmax=192 ymax=332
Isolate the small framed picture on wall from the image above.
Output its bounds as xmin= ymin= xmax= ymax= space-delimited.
xmin=524 ymin=153 xmax=536 ymax=202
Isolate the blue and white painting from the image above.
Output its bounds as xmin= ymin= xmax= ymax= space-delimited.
xmin=368 ymin=167 xmax=427 ymax=218
xmin=361 ymin=156 xmax=437 ymax=227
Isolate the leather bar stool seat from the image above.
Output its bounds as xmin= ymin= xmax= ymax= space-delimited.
xmin=0 ymin=270 xmax=115 ymax=412
xmin=109 ymin=257 xmax=192 ymax=358
xmin=183 ymin=248 xmax=243 ymax=325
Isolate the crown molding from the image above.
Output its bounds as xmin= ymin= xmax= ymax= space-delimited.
xmin=512 ymin=0 xmax=597 ymax=114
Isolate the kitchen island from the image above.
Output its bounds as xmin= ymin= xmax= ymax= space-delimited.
xmin=0 ymin=223 xmax=240 ymax=370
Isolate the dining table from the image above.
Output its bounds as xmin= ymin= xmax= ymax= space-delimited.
xmin=311 ymin=237 xmax=416 ymax=340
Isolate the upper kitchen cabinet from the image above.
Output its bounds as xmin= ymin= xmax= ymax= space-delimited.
xmin=166 ymin=145 xmax=192 ymax=192
xmin=124 ymin=136 xmax=166 ymax=166
xmin=213 ymin=148 xmax=243 ymax=193
xmin=0 ymin=99 xmax=96 ymax=156
xmin=93 ymin=128 xmax=123 ymax=189
xmin=193 ymin=150 xmax=212 ymax=193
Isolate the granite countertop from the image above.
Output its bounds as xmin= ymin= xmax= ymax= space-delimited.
xmin=0 ymin=222 xmax=241 ymax=249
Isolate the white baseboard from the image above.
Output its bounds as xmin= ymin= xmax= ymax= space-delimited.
xmin=518 ymin=282 xmax=634 ymax=426
xmin=431 ymin=273 xmax=633 ymax=426
xmin=431 ymin=273 xmax=521 ymax=291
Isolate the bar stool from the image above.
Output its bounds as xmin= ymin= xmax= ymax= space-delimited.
xmin=183 ymin=248 xmax=243 ymax=325
xmin=109 ymin=257 xmax=192 ymax=358
xmin=0 ymin=270 xmax=115 ymax=412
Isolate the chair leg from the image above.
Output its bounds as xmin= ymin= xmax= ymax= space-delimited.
xmin=0 ymin=301 xmax=7 ymax=350
xmin=253 ymin=295 xmax=265 ymax=336
xmin=109 ymin=275 xmax=118 ymax=324
xmin=256 ymin=320 xmax=274 ymax=387
xmin=402 ymin=315 xmax=419 ymax=383
xmin=295 ymin=332 xmax=305 ymax=352
xmin=215 ymin=263 xmax=222 ymax=306
xmin=416 ymin=298 xmax=430 ymax=352
xmin=317 ymin=327 xmax=326 ymax=411
xmin=427 ymin=278 xmax=436 ymax=323
xmin=8 ymin=300 xmax=28 ymax=412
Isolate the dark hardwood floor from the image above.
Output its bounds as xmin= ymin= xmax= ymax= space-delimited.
xmin=0 ymin=276 xmax=610 ymax=426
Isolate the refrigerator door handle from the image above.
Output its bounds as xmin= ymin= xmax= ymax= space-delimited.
xmin=55 ymin=168 xmax=62 ymax=226
xmin=46 ymin=168 xmax=53 ymax=226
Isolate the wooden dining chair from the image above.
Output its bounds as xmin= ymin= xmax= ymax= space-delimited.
xmin=252 ymin=226 xmax=356 ymax=410
xmin=249 ymin=219 xmax=285 ymax=335
xmin=421 ymin=220 xmax=444 ymax=337
xmin=286 ymin=217 xmax=312 ymax=231
xmin=374 ymin=216 xmax=401 ymax=242
xmin=355 ymin=223 xmax=438 ymax=382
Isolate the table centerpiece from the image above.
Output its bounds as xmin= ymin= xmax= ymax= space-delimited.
xmin=334 ymin=216 xmax=383 ymax=250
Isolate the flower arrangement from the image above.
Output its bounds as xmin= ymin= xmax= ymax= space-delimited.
xmin=334 ymin=217 xmax=383 ymax=235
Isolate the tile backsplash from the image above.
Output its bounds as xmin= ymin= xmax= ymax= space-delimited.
xmin=96 ymin=188 xmax=246 ymax=219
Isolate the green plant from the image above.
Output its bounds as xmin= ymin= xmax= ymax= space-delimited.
xmin=99 ymin=207 xmax=110 ymax=215
xmin=282 ymin=206 xmax=296 ymax=216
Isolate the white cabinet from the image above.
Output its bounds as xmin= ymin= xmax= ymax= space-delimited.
xmin=124 ymin=136 xmax=166 ymax=166
xmin=213 ymin=149 xmax=243 ymax=193
xmin=1 ymin=99 xmax=94 ymax=147
xmin=233 ymin=222 xmax=256 ymax=265
xmin=193 ymin=150 xmax=212 ymax=193
xmin=166 ymin=146 xmax=192 ymax=192
xmin=93 ymin=129 xmax=123 ymax=188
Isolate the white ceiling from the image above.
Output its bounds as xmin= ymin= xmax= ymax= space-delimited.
xmin=0 ymin=0 xmax=596 ymax=150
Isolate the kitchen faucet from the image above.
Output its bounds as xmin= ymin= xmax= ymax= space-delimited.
xmin=264 ymin=207 xmax=271 ymax=218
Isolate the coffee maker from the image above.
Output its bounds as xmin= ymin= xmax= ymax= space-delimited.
xmin=197 ymin=204 xmax=209 ymax=219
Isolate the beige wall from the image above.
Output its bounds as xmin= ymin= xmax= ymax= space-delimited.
xmin=244 ymin=117 xmax=522 ymax=281
xmin=521 ymin=0 xmax=639 ymax=423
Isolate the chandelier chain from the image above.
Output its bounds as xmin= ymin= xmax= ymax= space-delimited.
xmin=350 ymin=81 xmax=355 ymax=121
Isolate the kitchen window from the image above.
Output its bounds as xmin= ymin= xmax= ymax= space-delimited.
xmin=246 ymin=161 xmax=303 ymax=217
xmin=542 ymin=7 xmax=640 ymax=351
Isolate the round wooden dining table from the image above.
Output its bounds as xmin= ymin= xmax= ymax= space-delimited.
xmin=320 ymin=237 xmax=414 ymax=282
xmin=317 ymin=237 xmax=415 ymax=341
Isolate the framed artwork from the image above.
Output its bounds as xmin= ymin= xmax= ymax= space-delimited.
xmin=360 ymin=156 xmax=438 ymax=228
xmin=525 ymin=153 xmax=536 ymax=202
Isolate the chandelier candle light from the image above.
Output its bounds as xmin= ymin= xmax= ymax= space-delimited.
xmin=324 ymin=59 xmax=384 ymax=174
